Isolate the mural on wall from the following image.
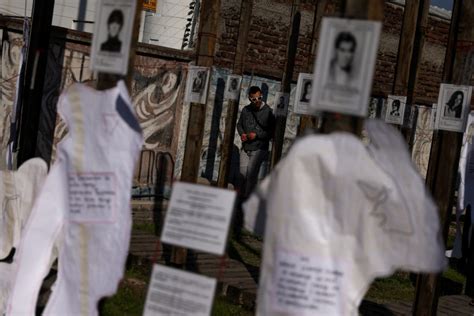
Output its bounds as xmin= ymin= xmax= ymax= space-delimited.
xmin=0 ymin=28 xmax=187 ymax=180
xmin=412 ymin=105 xmax=433 ymax=179
xmin=0 ymin=31 xmax=23 ymax=170
xmin=132 ymin=58 xmax=186 ymax=155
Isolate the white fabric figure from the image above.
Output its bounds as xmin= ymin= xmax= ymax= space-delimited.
xmin=8 ymin=81 xmax=143 ymax=315
xmin=452 ymin=111 xmax=474 ymax=258
xmin=0 ymin=158 xmax=48 ymax=259
xmin=0 ymin=158 xmax=48 ymax=313
xmin=244 ymin=119 xmax=446 ymax=316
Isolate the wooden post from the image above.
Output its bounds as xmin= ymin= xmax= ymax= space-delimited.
xmin=180 ymin=0 xmax=221 ymax=183
xmin=17 ymin=0 xmax=56 ymax=167
xmin=217 ymin=0 xmax=253 ymax=189
xmin=413 ymin=1 xmax=474 ymax=315
xmin=174 ymin=0 xmax=221 ymax=264
xmin=392 ymin=0 xmax=430 ymax=148
xmin=320 ymin=0 xmax=383 ymax=135
xmin=270 ymin=0 xmax=301 ymax=168
xmin=297 ymin=0 xmax=331 ymax=136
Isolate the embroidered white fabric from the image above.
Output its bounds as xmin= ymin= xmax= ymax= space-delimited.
xmin=7 ymin=81 xmax=143 ymax=315
xmin=244 ymin=119 xmax=446 ymax=316
xmin=0 ymin=158 xmax=48 ymax=313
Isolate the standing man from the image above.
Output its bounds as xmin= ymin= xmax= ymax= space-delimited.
xmin=237 ymin=86 xmax=275 ymax=200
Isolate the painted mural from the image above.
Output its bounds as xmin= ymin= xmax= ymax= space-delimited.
xmin=0 ymin=31 xmax=23 ymax=170
xmin=412 ymin=105 xmax=433 ymax=179
xmin=0 ymin=29 xmax=186 ymax=183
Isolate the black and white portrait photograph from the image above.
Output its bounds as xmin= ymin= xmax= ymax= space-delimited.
xmin=294 ymin=73 xmax=313 ymax=115
xmin=385 ymin=95 xmax=407 ymax=125
xmin=274 ymin=92 xmax=289 ymax=117
xmin=91 ymin=0 xmax=135 ymax=75
xmin=311 ymin=18 xmax=381 ymax=116
xmin=185 ymin=66 xmax=210 ymax=104
xmin=224 ymin=75 xmax=242 ymax=101
xmin=436 ymin=84 xmax=472 ymax=132
xmin=368 ymin=97 xmax=384 ymax=119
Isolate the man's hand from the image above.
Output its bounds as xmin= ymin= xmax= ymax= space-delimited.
xmin=248 ymin=132 xmax=257 ymax=140
xmin=241 ymin=133 xmax=248 ymax=142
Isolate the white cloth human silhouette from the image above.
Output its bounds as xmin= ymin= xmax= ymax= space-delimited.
xmin=244 ymin=119 xmax=446 ymax=315
xmin=7 ymin=81 xmax=143 ymax=315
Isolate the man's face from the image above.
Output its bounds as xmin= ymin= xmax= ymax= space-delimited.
xmin=335 ymin=41 xmax=355 ymax=70
xmin=108 ymin=22 xmax=121 ymax=37
xmin=249 ymin=91 xmax=263 ymax=108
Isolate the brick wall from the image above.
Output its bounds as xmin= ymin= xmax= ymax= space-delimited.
xmin=215 ymin=0 xmax=451 ymax=104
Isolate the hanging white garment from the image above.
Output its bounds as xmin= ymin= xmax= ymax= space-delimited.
xmin=0 ymin=158 xmax=47 ymax=259
xmin=7 ymin=81 xmax=143 ymax=315
xmin=244 ymin=119 xmax=446 ymax=316
xmin=0 ymin=158 xmax=48 ymax=313
xmin=452 ymin=111 xmax=474 ymax=258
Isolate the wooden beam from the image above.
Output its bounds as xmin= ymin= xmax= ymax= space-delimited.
xmin=297 ymin=0 xmax=332 ymax=136
xmin=270 ymin=0 xmax=301 ymax=168
xmin=173 ymin=0 xmax=221 ymax=264
xmin=413 ymin=0 xmax=474 ymax=315
xmin=217 ymin=0 xmax=253 ymax=189
xmin=17 ymin=0 xmax=56 ymax=167
xmin=392 ymin=0 xmax=430 ymax=148
xmin=180 ymin=0 xmax=221 ymax=184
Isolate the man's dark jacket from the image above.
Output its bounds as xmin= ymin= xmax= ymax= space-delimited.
xmin=237 ymin=103 xmax=275 ymax=152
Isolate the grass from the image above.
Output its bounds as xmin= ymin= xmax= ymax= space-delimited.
xmin=132 ymin=222 xmax=157 ymax=235
xmin=100 ymin=278 xmax=148 ymax=316
xmin=106 ymin=218 xmax=468 ymax=314
xmin=364 ymin=272 xmax=416 ymax=303
xmin=212 ymin=296 xmax=254 ymax=316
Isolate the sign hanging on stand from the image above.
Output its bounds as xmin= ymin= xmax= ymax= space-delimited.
xmin=224 ymin=75 xmax=242 ymax=101
xmin=184 ymin=66 xmax=211 ymax=104
xmin=384 ymin=95 xmax=407 ymax=125
xmin=294 ymin=73 xmax=313 ymax=115
xmin=435 ymin=84 xmax=472 ymax=132
xmin=143 ymin=264 xmax=217 ymax=316
xmin=90 ymin=0 xmax=137 ymax=75
xmin=274 ymin=92 xmax=289 ymax=117
xmin=161 ymin=182 xmax=236 ymax=256
xmin=311 ymin=18 xmax=381 ymax=117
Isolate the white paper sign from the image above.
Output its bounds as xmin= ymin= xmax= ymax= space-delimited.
xmin=90 ymin=0 xmax=136 ymax=75
xmin=68 ymin=172 xmax=116 ymax=223
xmin=274 ymin=92 xmax=289 ymax=117
xmin=311 ymin=18 xmax=381 ymax=117
xmin=294 ymin=73 xmax=313 ymax=115
xmin=272 ymin=250 xmax=347 ymax=315
xmin=143 ymin=264 xmax=217 ymax=316
xmin=161 ymin=182 xmax=236 ymax=255
xmin=224 ymin=75 xmax=242 ymax=101
xmin=435 ymin=84 xmax=472 ymax=132
xmin=384 ymin=95 xmax=407 ymax=125
xmin=185 ymin=66 xmax=210 ymax=104
xmin=368 ymin=97 xmax=384 ymax=119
